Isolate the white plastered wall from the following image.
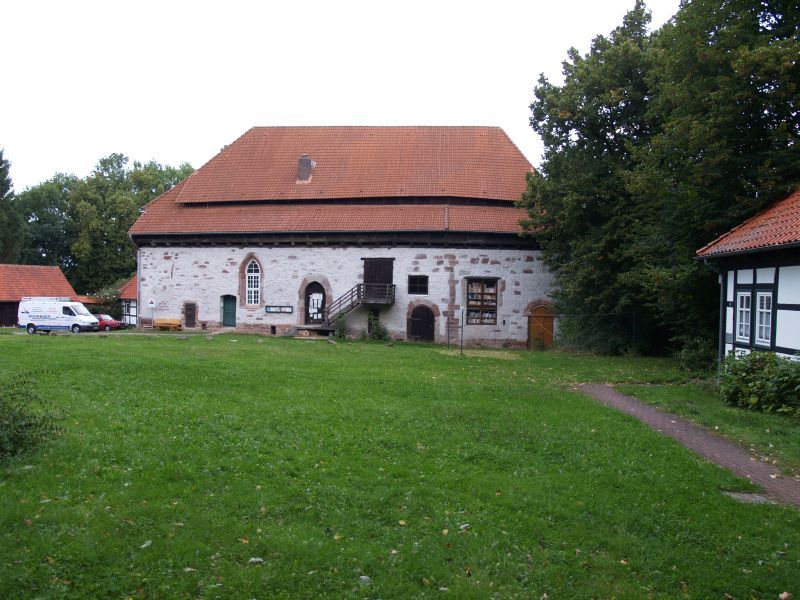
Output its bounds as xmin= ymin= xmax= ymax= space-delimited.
xmin=138 ymin=246 xmax=554 ymax=346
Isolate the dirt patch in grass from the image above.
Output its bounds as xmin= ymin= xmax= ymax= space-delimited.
xmin=436 ymin=348 xmax=520 ymax=360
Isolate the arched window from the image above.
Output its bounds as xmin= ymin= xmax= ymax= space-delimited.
xmin=246 ymin=260 xmax=260 ymax=305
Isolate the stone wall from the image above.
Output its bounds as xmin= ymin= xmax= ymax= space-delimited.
xmin=137 ymin=246 xmax=554 ymax=346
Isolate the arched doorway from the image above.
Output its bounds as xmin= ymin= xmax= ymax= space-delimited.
xmin=305 ymin=282 xmax=326 ymax=324
xmin=528 ymin=305 xmax=554 ymax=350
xmin=407 ymin=305 xmax=435 ymax=342
xmin=221 ymin=295 xmax=236 ymax=327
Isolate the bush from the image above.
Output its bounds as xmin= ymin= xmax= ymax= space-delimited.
xmin=676 ymin=336 xmax=717 ymax=374
xmin=361 ymin=314 xmax=390 ymax=342
xmin=719 ymin=351 xmax=800 ymax=416
xmin=0 ymin=372 xmax=62 ymax=461
xmin=334 ymin=315 xmax=348 ymax=341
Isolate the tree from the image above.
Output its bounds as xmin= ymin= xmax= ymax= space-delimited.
xmin=521 ymin=0 xmax=800 ymax=355
xmin=14 ymin=174 xmax=79 ymax=274
xmin=0 ymin=149 xmax=23 ymax=262
xmin=626 ymin=0 xmax=800 ymax=347
xmin=69 ymin=155 xmax=193 ymax=293
xmin=521 ymin=1 xmax=659 ymax=353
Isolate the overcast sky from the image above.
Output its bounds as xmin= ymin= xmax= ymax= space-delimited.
xmin=3 ymin=0 xmax=681 ymax=191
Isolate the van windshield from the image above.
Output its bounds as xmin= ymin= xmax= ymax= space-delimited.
xmin=71 ymin=304 xmax=92 ymax=316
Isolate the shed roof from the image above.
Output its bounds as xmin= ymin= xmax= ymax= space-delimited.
xmin=0 ymin=264 xmax=77 ymax=302
xmin=697 ymin=187 xmax=800 ymax=257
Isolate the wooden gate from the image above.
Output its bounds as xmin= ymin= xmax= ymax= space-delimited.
xmin=528 ymin=305 xmax=554 ymax=350
xmin=407 ymin=305 xmax=435 ymax=342
xmin=221 ymin=295 xmax=236 ymax=327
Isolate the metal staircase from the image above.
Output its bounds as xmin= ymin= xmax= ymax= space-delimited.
xmin=325 ymin=283 xmax=396 ymax=325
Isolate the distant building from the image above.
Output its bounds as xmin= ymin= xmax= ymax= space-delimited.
xmin=119 ymin=275 xmax=138 ymax=326
xmin=0 ymin=264 xmax=78 ymax=327
xmin=697 ymin=187 xmax=800 ymax=360
xmin=129 ymin=126 xmax=555 ymax=347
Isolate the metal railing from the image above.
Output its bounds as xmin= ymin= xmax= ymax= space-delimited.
xmin=325 ymin=283 xmax=395 ymax=324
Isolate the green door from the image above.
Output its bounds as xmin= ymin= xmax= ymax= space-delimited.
xmin=222 ymin=295 xmax=236 ymax=327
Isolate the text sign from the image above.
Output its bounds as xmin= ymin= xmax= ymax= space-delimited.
xmin=265 ymin=305 xmax=293 ymax=314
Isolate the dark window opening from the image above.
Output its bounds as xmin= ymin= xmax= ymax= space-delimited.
xmin=466 ymin=278 xmax=498 ymax=325
xmin=408 ymin=275 xmax=429 ymax=295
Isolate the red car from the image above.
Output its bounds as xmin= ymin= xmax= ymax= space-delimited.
xmin=94 ymin=314 xmax=127 ymax=331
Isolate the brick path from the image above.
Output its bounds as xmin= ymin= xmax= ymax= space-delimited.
xmin=579 ymin=384 xmax=800 ymax=507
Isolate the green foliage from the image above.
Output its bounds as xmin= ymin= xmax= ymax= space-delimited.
xmin=334 ymin=314 xmax=348 ymax=340
xmin=676 ymin=336 xmax=717 ymax=375
xmin=361 ymin=313 xmax=390 ymax=341
xmin=13 ymin=174 xmax=79 ymax=273
xmin=68 ymin=155 xmax=194 ymax=293
xmin=521 ymin=0 xmax=800 ymax=356
xmin=89 ymin=277 xmax=132 ymax=319
xmin=0 ymin=371 xmax=61 ymax=461
xmin=720 ymin=351 xmax=800 ymax=416
xmin=0 ymin=148 xmax=23 ymax=262
xmin=6 ymin=154 xmax=192 ymax=294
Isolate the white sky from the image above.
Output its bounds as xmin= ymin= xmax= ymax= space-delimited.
xmin=2 ymin=0 xmax=681 ymax=192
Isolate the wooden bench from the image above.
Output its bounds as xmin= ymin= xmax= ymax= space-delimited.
xmin=154 ymin=318 xmax=182 ymax=331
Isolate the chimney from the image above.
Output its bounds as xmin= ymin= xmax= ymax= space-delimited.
xmin=297 ymin=154 xmax=314 ymax=182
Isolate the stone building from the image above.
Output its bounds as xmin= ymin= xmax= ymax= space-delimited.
xmin=129 ymin=126 xmax=555 ymax=347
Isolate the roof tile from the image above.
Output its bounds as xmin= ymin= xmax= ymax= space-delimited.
xmin=174 ymin=126 xmax=532 ymax=204
xmin=697 ymin=188 xmax=800 ymax=257
xmin=0 ymin=264 xmax=77 ymax=302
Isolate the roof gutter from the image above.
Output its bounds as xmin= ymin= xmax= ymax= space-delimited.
xmin=695 ymin=240 xmax=800 ymax=261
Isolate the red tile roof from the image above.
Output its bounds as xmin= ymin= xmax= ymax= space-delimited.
xmin=0 ymin=264 xmax=77 ymax=302
xmin=131 ymin=126 xmax=533 ymax=237
xmin=697 ymin=188 xmax=800 ymax=257
xmin=119 ymin=275 xmax=137 ymax=300
xmin=173 ymin=126 xmax=531 ymax=204
xmin=131 ymin=181 xmax=529 ymax=235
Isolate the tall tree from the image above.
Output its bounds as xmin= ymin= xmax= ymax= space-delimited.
xmin=521 ymin=0 xmax=800 ymax=355
xmin=15 ymin=174 xmax=79 ymax=274
xmin=0 ymin=149 xmax=23 ymax=262
xmin=521 ymin=1 xmax=658 ymax=353
xmin=69 ymin=155 xmax=193 ymax=292
xmin=626 ymin=0 xmax=800 ymax=344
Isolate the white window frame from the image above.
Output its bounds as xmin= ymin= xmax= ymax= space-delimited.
xmin=246 ymin=260 xmax=260 ymax=305
xmin=755 ymin=292 xmax=772 ymax=346
xmin=736 ymin=292 xmax=751 ymax=343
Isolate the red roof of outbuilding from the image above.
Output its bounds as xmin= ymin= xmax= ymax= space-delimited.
xmin=119 ymin=275 xmax=137 ymax=300
xmin=697 ymin=188 xmax=800 ymax=257
xmin=0 ymin=264 xmax=77 ymax=302
xmin=172 ymin=126 xmax=531 ymax=204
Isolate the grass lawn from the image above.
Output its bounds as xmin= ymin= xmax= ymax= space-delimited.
xmin=1 ymin=332 xmax=799 ymax=599
xmin=618 ymin=382 xmax=800 ymax=477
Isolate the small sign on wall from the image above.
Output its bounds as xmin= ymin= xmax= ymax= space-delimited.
xmin=265 ymin=305 xmax=293 ymax=314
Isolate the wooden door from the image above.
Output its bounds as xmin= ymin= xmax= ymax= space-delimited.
xmin=407 ymin=305 xmax=434 ymax=342
xmin=363 ymin=258 xmax=394 ymax=284
xmin=363 ymin=258 xmax=394 ymax=303
xmin=184 ymin=303 xmax=197 ymax=328
xmin=222 ymin=295 xmax=236 ymax=327
xmin=528 ymin=305 xmax=554 ymax=350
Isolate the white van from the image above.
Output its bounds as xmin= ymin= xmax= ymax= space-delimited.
xmin=18 ymin=297 xmax=99 ymax=334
